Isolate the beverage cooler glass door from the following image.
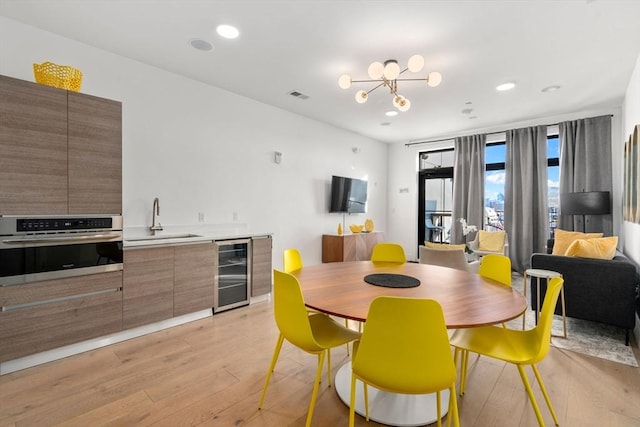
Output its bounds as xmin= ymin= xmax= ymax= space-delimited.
xmin=215 ymin=239 xmax=250 ymax=312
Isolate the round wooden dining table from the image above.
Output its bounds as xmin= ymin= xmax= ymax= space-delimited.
xmin=290 ymin=260 xmax=527 ymax=427
xmin=291 ymin=260 xmax=526 ymax=328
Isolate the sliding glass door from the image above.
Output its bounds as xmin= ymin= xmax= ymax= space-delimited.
xmin=418 ymin=167 xmax=454 ymax=248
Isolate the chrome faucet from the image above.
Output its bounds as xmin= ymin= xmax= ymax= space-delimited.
xmin=150 ymin=197 xmax=163 ymax=234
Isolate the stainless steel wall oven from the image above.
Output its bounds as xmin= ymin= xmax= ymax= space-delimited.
xmin=0 ymin=215 xmax=123 ymax=286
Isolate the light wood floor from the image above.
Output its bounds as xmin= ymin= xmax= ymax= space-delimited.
xmin=1 ymin=300 xmax=639 ymax=427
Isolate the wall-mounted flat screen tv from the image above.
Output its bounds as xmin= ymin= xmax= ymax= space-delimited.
xmin=329 ymin=175 xmax=368 ymax=213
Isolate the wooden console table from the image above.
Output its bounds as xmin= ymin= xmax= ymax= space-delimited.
xmin=322 ymin=232 xmax=384 ymax=263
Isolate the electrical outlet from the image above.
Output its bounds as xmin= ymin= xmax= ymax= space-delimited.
xmin=233 ymin=212 xmax=238 ymax=221
xmin=198 ymin=212 xmax=205 ymax=222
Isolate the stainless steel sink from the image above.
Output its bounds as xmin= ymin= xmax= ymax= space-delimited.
xmin=126 ymin=233 xmax=202 ymax=242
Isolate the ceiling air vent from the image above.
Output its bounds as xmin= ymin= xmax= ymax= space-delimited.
xmin=288 ymin=90 xmax=310 ymax=100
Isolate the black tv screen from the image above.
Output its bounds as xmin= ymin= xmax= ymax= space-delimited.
xmin=329 ymin=175 xmax=368 ymax=213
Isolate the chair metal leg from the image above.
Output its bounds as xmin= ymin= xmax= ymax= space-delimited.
xmin=560 ymin=287 xmax=567 ymax=338
xmin=349 ymin=373 xmax=357 ymax=427
xmin=516 ymin=364 xmax=547 ymax=427
xmin=453 ymin=348 xmax=462 ymax=394
xmin=532 ymin=364 xmax=559 ymax=426
xmin=447 ymin=383 xmax=460 ymax=427
xmin=523 ymin=271 xmax=528 ymax=330
xmin=305 ymin=351 xmax=326 ymax=427
xmin=364 ymin=383 xmax=370 ymax=421
xmin=258 ymin=333 xmax=285 ymax=408
xmin=461 ymin=350 xmax=469 ymax=395
xmin=344 ymin=319 xmax=350 ymax=355
xmin=436 ymin=390 xmax=442 ymax=427
xmin=326 ymin=348 xmax=332 ymax=387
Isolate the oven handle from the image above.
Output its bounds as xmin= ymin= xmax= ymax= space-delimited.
xmin=2 ymin=233 xmax=122 ymax=245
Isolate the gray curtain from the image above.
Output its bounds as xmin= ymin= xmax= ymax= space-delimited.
xmin=452 ymin=134 xmax=485 ymax=244
xmin=505 ymin=125 xmax=548 ymax=273
xmin=558 ymin=115 xmax=612 ymax=235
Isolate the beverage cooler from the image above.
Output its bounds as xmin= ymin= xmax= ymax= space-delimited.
xmin=214 ymin=239 xmax=251 ymax=312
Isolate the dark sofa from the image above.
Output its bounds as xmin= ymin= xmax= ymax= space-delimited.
xmin=530 ymin=239 xmax=640 ymax=345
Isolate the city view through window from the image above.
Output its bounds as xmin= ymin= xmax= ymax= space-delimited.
xmin=484 ymin=137 xmax=560 ymax=237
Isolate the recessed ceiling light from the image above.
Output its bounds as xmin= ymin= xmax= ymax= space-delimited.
xmin=385 ymin=111 xmax=398 ymax=117
xmin=541 ymin=85 xmax=561 ymax=93
xmin=496 ymin=82 xmax=516 ymax=91
xmin=189 ymin=38 xmax=213 ymax=51
xmin=461 ymin=108 xmax=473 ymax=115
xmin=216 ymin=24 xmax=239 ymax=39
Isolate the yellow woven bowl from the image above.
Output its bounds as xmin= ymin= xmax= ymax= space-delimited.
xmin=349 ymin=224 xmax=364 ymax=234
xmin=33 ymin=62 xmax=83 ymax=92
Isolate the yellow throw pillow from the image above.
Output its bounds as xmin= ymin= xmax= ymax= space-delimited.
xmin=552 ymin=229 xmax=603 ymax=255
xmin=564 ymin=236 xmax=618 ymax=260
xmin=478 ymin=230 xmax=506 ymax=252
xmin=424 ymin=242 xmax=466 ymax=251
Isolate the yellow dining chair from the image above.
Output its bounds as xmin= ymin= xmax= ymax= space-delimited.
xmin=451 ymin=277 xmax=564 ymax=427
xmin=370 ymin=243 xmax=407 ymax=263
xmin=349 ymin=296 xmax=459 ymax=427
xmin=283 ymin=247 xmax=303 ymax=273
xmin=283 ymin=247 xmax=354 ymax=345
xmin=477 ymin=253 xmax=512 ymax=286
xmin=458 ymin=253 xmax=513 ymax=392
xmin=259 ymin=270 xmax=361 ymax=427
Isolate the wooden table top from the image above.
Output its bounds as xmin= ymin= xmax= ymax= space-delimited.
xmin=291 ymin=261 xmax=527 ymax=329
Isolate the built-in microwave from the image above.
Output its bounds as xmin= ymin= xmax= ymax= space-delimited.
xmin=0 ymin=215 xmax=123 ymax=286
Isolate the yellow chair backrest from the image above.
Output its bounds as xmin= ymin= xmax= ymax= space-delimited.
xmin=352 ymin=296 xmax=456 ymax=393
xmin=370 ymin=243 xmax=407 ymax=263
xmin=478 ymin=253 xmax=511 ymax=286
xmin=531 ymin=277 xmax=564 ymax=363
xmin=272 ymin=270 xmax=323 ymax=353
xmin=283 ymin=248 xmax=303 ymax=273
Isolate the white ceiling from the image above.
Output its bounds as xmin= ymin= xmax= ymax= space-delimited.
xmin=2 ymin=0 xmax=640 ymax=144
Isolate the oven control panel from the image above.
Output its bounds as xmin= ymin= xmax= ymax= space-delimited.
xmin=16 ymin=217 xmax=114 ymax=232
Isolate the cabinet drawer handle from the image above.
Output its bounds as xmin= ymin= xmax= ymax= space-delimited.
xmin=2 ymin=233 xmax=122 ymax=245
xmin=1 ymin=287 xmax=122 ymax=312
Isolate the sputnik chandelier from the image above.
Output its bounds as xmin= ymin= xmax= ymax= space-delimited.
xmin=338 ymin=54 xmax=442 ymax=112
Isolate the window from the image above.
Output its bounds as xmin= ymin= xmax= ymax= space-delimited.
xmin=547 ymin=136 xmax=560 ymax=236
xmin=483 ymin=136 xmax=560 ymax=236
xmin=418 ymin=149 xmax=454 ymax=248
xmin=485 ymin=143 xmax=506 ymax=230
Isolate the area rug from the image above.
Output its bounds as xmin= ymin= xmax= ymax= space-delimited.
xmin=508 ymin=273 xmax=638 ymax=368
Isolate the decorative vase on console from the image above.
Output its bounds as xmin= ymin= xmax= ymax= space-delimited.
xmin=364 ymin=218 xmax=374 ymax=233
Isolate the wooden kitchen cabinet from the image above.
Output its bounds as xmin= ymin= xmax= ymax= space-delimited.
xmin=322 ymin=232 xmax=384 ymax=262
xmin=68 ymin=91 xmax=122 ymax=214
xmin=251 ymin=236 xmax=273 ymax=297
xmin=0 ymin=271 xmax=123 ymax=362
xmin=174 ymin=243 xmax=216 ymax=316
xmin=0 ymin=74 xmax=122 ymax=215
xmin=0 ymin=74 xmax=68 ymax=214
xmin=123 ymin=247 xmax=174 ymax=329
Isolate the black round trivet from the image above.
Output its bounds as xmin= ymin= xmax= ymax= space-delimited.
xmin=363 ymin=273 xmax=420 ymax=288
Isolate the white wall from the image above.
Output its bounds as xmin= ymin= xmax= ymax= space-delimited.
xmin=0 ymin=17 xmax=388 ymax=267
xmin=622 ymin=53 xmax=640 ymax=264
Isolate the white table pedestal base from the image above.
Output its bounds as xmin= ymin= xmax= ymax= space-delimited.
xmin=334 ymin=362 xmax=449 ymax=426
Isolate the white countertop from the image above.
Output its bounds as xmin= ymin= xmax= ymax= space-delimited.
xmin=123 ymin=223 xmax=272 ymax=248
